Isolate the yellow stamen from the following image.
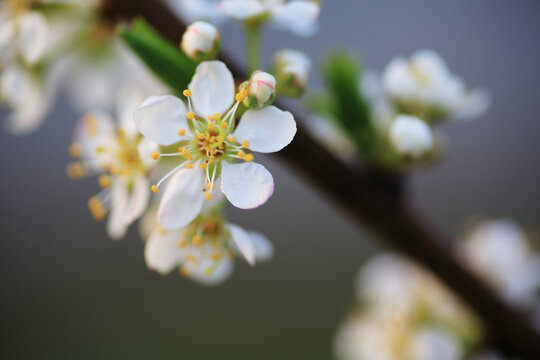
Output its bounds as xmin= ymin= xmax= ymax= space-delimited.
xmin=242 ymin=140 xmax=249 ymax=149
xmin=204 ymin=192 xmax=212 ymax=200
xmin=187 ymin=112 xmax=194 ymax=120
xmin=98 ymin=175 xmax=112 ymax=188
xmin=178 ymin=240 xmax=187 ymax=248
xmin=151 ymin=152 xmax=160 ymax=160
xmin=192 ymin=236 xmax=202 ymax=246
xmin=206 ymin=182 xmax=213 ymax=190
xmin=237 ymin=151 xmax=245 ymax=158
xmin=245 ymin=154 xmax=254 ymax=162
xmin=228 ymin=135 xmax=235 ymax=142
xmin=200 ymin=163 xmax=207 ymax=169
xmin=186 ymin=163 xmax=193 ymax=169
xmin=69 ymin=143 xmax=83 ymax=158
xmin=221 ymin=122 xmax=228 ymax=129
xmin=197 ymin=133 xmax=205 ymax=140
xmin=178 ymin=128 xmax=186 ymax=136
xmin=181 ymin=148 xmax=188 ymax=157
xmin=66 ymin=162 xmax=87 ymax=179
xmin=208 ymin=122 xmax=215 ymax=129
xmin=180 ymin=267 xmax=190 ymax=277
xmin=151 ymin=185 xmax=159 ymax=193
xmin=211 ymin=253 xmax=221 ymax=261
xmin=183 ymin=89 xmax=192 ymax=97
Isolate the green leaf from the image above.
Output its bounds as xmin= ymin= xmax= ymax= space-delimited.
xmin=324 ymin=52 xmax=375 ymax=156
xmin=117 ymin=18 xmax=197 ymax=93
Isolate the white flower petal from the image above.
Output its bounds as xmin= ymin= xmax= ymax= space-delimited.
xmin=116 ymin=85 xmax=143 ymax=138
xmin=134 ymin=95 xmax=191 ymax=145
xmin=72 ymin=110 xmax=116 ymax=169
xmin=219 ymin=0 xmax=267 ymax=20
xmin=249 ymin=231 xmax=274 ymax=262
xmin=145 ymin=228 xmax=184 ymax=275
xmin=137 ymin=137 xmax=160 ymax=169
xmin=166 ymin=0 xmax=225 ymax=24
xmin=157 ymin=168 xmax=205 ymax=229
xmin=221 ymin=161 xmax=274 ymax=209
xmin=107 ymin=180 xmax=130 ymax=240
xmin=233 ymin=106 xmax=296 ymax=153
xmin=17 ymin=12 xmax=49 ymax=64
xmin=188 ymin=258 xmax=234 ymax=285
xmin=188 ymin=61 xmax=234 ymax=119
xmin=228 ymin=223 xmax=256 ymax=265
xmin=271 ymin=1 xmax=320 ymax=37
xmin=123 ymin=175 xmax=150 ymax=225
xmin=453 ymin=88 xmax=491 ymax=120
xmin=0 ymin=18 xmax=15 ymax=54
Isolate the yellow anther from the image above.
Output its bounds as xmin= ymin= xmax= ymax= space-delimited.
xmin=183 ymin=89 xmax=192 ymax=97
xmin=245 ymin=153 xmax=254 ymax=162
xmin=85 ymin=114 xmax=98 ymax=137
xmin=117 ymin=129 xmax=126 ymax=138
xmin=69 ymin=143 xmax=83 ymax=158
xmin=197 ymin=133 xmax=205 ymax=140
xmin=186 ymin=255 xmax=197 ymax=263
xmin=221 ymin=122 xmax=228 ymax=129
xmin=88 ymin=197 xmax=106 ymax=221
xmin=180 ymin=267 xmax=190 ymax=277
xmin=151 ymin=152 xmax=160 ymax=160
xmin=208 ymin=122 xmax=215 ymax=129
xmin=204 ymin=192 xmax=212 ymax=200
xmin=228 ymin=135 xmax=235 ymax=142
xmin=237 ymin=150 xmax=246 ymax=158
xmin=88 ymin=196 xmax=101 ymax=209
xmin=211 ymin=253 xmax=221 ymax=261
xmin=98 ymin=175 xmax=112 ymax=188
xmin=241 ymin=89 xmax=249 ymax=97
xmin=187 ymin=112 xmax=194 ymax=120
xmin=187 ymin=154 xmax=193 ymax=161
xmin=186 ymin=163 xmax=193 ymax=169
xmin=206 ymin=182 xmax=213 ymax=190
xmin=213 ymin=113 xmax=221 ymax=120
xmin=218 ymin=144 xmax=224 ymax=150
xmin=178 ymin=240 xmax=187 ymax=248
xmin=205 ymin=267 xmax=213 ymax=276
xmin=178 ymin=128 xmax=186 ymax=136
xmin=192 ymin=235 xmax=202 ymax=246
xmin=181 ymin=148 xmax=188 ymax=157
xmin=235 ymin=93 xmax=243 ymax=102
xmin=200 ymin=163 xmax=207 ymax=169
xmin=109 ymin=166 xmax=120 ymax=175
xmin=158 ymin=227 xmax=168 ymax=236
xmin=208 ymin=156 xmax=215 ymax=163
xmin=151 ymin=185 xmax=159 ymax=193
xmin=242 ymin=140 xmax=249 ymax=149
xmin=66 ymin=162 xmax=87 ymax=179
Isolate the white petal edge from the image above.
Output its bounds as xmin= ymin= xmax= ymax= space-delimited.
xmin=249 ymin=231 xmax=274 ymax=262
xmin=271 ymin=1 xmax=320 ymax=37
xmin=157 ymin=168 xmax=205 ymax=229
xmin=228 ymin=223 xmax=256 ymax=265
xmin=17 ymin=12 xmax=49 ymax=64
xmin=116 ymin=85 xmax=143 ymax=138
xmin=145 ymin=228 xmax=184 ymax=275
xmin=134 ymin=95 xmax=191 ymax=146
xmin=188 ymin=61 xmax=235 ymax=119
xmin=189 ymin=258 xmax=234 ymax=285
xmin=453 ymin=88 xmax=492 ymax=120
xmin=107 ymin=180 xmax=130 ymax=240
xmin=123 ymin=175 xmax=150 ymax=226
xmin=218 ymin=0 xmax=266 ymax=21
xmin=233 ymin=105 xmax=296 ymax=153
xmin=221 ymin=161 xmax=274 ymax=209
xmin=137 ymin=137 xmax=160 ymax=170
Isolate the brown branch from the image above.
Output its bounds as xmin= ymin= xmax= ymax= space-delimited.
xmin=103 ymin=0 xmax=540 ymax=357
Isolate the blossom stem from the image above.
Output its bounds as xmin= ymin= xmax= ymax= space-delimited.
xmin=245 ymin=24 xmax=261 ymax=73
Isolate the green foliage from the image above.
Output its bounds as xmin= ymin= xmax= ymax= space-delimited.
xmin=323 ymin=52 xmax=375 ymax=157
xmin=118 ymin=18 xmax=197 ymax=93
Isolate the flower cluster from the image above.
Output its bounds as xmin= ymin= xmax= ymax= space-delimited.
xmin=335 ymin=254 xmax=481 ymax=360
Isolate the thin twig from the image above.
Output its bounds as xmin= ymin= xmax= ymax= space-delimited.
xmin=103 ymin=0 xmax=540 ymax=357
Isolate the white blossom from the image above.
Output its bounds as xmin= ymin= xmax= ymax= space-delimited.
xmin=67 ymin=86 xmax=159 ymax=239
xmin=243 ymin=70 xmax=276 ymax=108
xmin=382 ymin=50 xmax=490 ymax=121
xmin=181 ymin=21 xmax=221 ymax=61
xmin=388 ymin=114 xmax=433 ymax=157
xmin=219 ymin=0 xmax=320 ymax=36
xmin=135 ymin=61 xmax=296 ymax=230
xmin=273 ymin=49 xmax=311 ymax=97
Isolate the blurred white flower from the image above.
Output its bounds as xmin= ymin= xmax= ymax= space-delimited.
xmin=219 ymin=0 xmax=320 ymax=36
xmin=382 ymin=50 xmax=491 ymax=121
xmin=134 ymin=61 xmax=296 ymax=229
xmin=459 ymin=218 xmax=540 ymax=307
xmin=360 ymin=70 xmax=396 ymax=133
xmin=165 ymin=0 xmax=225 ymax=24
xmin=388 ymin=114 xmax=433 ymax=157
xmin=335 ymin=253 xmax=480 ymax=360
xmin=273 ymin=49 xmax=311 ymax=97
xmin=67 ymin=86 xmax=159 ymax=239
xmin=181 ymin=21 xmax=221 ymax=61
xmin=145 ymin=202 xmax=273 ymax=285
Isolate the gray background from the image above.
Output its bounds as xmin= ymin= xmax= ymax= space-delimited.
xmin=1 ymin=0 xmax=539 ymax=358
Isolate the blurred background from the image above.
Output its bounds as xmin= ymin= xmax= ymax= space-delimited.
xmin=1 ymin=0 xmax=540 ymax=358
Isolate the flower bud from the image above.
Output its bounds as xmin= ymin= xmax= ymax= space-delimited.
xmin=243 ymin=71 xmax=276 ymax=108
xmin=273 ymin=49 xmax=311 ymax=98
xmin=180 ymin=21 xmax=221 ymax=62
xmin=389 ymin=115 xmax=433 ymax=157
